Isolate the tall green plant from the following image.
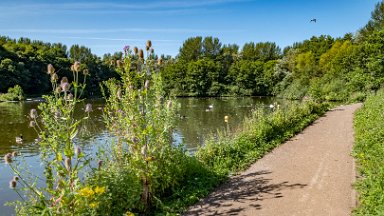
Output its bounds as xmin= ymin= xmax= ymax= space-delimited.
xmin=102 ymin=41 xmax=179 ymax=213
xmin=4 ymin=63 xmax=104 ymax=215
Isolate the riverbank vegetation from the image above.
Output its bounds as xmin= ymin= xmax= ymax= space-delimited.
xmin=0 ymin=85 xmax=24 ymax=102
xmin=353 ymin=90 xmax=384 ymax=215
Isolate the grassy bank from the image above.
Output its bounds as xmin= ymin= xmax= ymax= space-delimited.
xmin=353 ymin=90 xmax=384 ymax=215
xmin=161 ymin=101 xmax=329 ymax=214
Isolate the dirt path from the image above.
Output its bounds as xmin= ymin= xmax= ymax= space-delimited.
xmin=185 ymin=104 xmax=362 ymax=216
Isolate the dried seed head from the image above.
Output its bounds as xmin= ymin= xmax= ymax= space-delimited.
xmin=117 ymin=89 xmax=122 ymax=99
xmin=75 ymin=146 xmax=81 ymax=155
xmin=146 ymin=45 xmax=150 ymax=51
xmin=116 ymin=60 xmax=122 ymax=68
xmin=85 ymin=103 xmax=93 ymax=113
xmin=133 ymin=47 xmax=138 ymax=55
xmin=47 ymin=64 xmax=55 ymax=75
xmin=55 ymin=86 xmax=62 ymax=94
xmin=144 ymin=80 xmax=149 ymax=90
xmin=61 ymin=82 xmax=70 ymax=92
xmin=98 ymin=160 xmax=103 ymax=169
xmin=9 ymin=180 xmax=17 ymax=189
xmin=71 ymin=64 xmax=75 ymax=72
xmin=73 ymin=61 xmax=81 ymax=72
xmin=4 ymin=153 xmax=12 ymax=164
xmin=29 ymin=120 xmax=36 ymax=128
xmin=61 ymin=77 xmax=68 ymax=85
xmin=64 ymin=158 xmax=71 ymax=171
xmin=66 ymin=93 xmax=73 ymax=101
xmin=51 ymin=73 xmax=58 ymax=82
xmin=146 ymin=40 xmax=152 ymax=49
xmin=13 ymin=176 xmax=19 ymax=181
xmin=139 ymin=49 xmax=144 ymax=59
xmin=30 ymin=109 xmax=38 ymax=119
xmin=11 ymin=151 xmax=18 ymax=157
xmin=83 ymin=69 xmax=89 ymax=76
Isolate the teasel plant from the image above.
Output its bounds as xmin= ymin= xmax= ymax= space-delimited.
xmin=6 ymin=62 xmax=100 ymax=215
xmin=102 ymin=41 xmax=178 ymax=213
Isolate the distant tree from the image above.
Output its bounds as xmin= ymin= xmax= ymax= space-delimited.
xmin=178 ymin=37 xmax=203 ymax=61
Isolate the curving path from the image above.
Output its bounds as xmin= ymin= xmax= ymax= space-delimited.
xmin=185 ymin=104 xmax=362 ymax=216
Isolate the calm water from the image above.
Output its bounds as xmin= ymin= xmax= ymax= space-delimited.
xmin=0 ymin=97 xmax=284 ymax=214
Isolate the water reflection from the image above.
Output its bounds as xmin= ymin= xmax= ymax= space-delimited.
xmin=0 ymin=97 xmax=286 ymax=214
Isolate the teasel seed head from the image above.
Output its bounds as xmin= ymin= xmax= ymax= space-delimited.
xmin=4 ymin=153 xmax=12 ymax=164
xmin=30 ymin=109 xmax=38 ymax=119
xmin=64 ymin=158 xmax=71 ymax=171
xmin=51 ymin=73 xmax=58 ymax=82
xmin=75 ymin=146 xmax=81 ymax=155
xmin=61 ymin=77 xmax=68 ymax=85
xmin=98 ymin=160 xmax=103 ymax=169
xmin=55 ymin=86 xmax=62 ymax=94
xmin=133 ymin=47 xmax=138 ymax=55
xmin=73 ymin=61 xmax=81 ymax=72
xmin=47 ymin=64 xmax=55 ymax=75
xmin=29 ymin=120 xmax=36 ymax=128
xmin=146 ymin=40 xmax=152 ymax=48
xmin=9 ymin=179 xmax=17 ymax=189
xmin=85 ymin=103 xmax=93 ymax=113
xmin=139 ymin=49 xmax=144 ymax=59
xmin=83 ymin=69 xmax=89 ymax=76
xmin=61 ymin=82 xmax=70 ymax=92
xmin=66 ymin=93 xmax=73 ymax=101
xmin=11 ymin=151 xmax=18 ymax=157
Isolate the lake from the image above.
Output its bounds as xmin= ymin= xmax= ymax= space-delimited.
xmin=0 ymin=97 xmax=284 ymax=214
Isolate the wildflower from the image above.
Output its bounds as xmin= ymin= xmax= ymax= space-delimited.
xmin=139 ymin=49 xmax=144 ymax=59
xmin=64 ymin=158 xmax=71 ymax=171
xmin=4 ymin=153 xmax=12 ymax=164
xmin=11 ymin=151 xmax=18 ymax=157
xmin=85 ymin=103 xmax=93 ymax=113
xmin=83 ymin=69 xmax=89 ymax=76
xmin=89 ymin=202 xmax=99 ymax=208
xmin=74 ymin=146 xmax=81 ymax=155
xmin=9 ymin=180 xmax=17 ymax=189
xmin=51 ymin=73 xmax=58 ymax=82
xmin=78 ymin=187 xmax=95 ymax=198
xmin=73 ymin=61 xmax=81 ymax=72
xmin=94 ymin=186 xmax=106 ymax=194
xmin=123 ymin=45 xmax=130 ymax=54
xmin=61 ymin=77 xmax=68 ymax=85
xmin=145 ymin=156 xmax=155 ymax=162
xmin=47 ymin=64 xmax=55 ymax=75
xmin=30 ymin=109 xmax=38 ymax=119
xmin=144 ymin=80 xmax=149 ymax=90
xmin=29 ymin=120 xmax=36 ymax=128
xmin=133 ymin=47 xmax=138 ymax=55
xmin=224 ymin=115 xmax=229 ymax=123
xmin=125 ymin=211 xmax=135 ymax=216
xmin=13 ymin=176 xmax=19 ymax=181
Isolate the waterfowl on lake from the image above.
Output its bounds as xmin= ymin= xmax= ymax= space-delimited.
xmin=16 ymin=135 xmax=23 ymax=143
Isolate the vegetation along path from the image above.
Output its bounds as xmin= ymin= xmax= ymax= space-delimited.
xmin=185 ymin=103 xmax=362 ymax=216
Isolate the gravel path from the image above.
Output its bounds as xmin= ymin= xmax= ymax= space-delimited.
xmin=185 ymin=104 xmax=362 ymax=216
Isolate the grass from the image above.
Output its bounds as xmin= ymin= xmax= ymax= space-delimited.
xmin=353 ymin=89 xmax=384 ymax=215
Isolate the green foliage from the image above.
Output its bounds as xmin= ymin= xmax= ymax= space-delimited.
xmin=353 ymin=89 xmax=384 ymax=215
xmin=0 ymin=85 xmax=25 ymax=101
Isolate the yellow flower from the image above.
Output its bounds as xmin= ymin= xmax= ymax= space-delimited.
xmin=89 ymin=202 xmax=99 ymax=208
xmin=125 ymin=211 xmax=135 ymax=216
xmin=78 ymin=187 xmax=94 ymax=198
xmin=94 ymin=186 xmax=106 ymax=194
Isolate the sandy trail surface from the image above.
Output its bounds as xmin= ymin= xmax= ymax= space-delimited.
xmin=185 ymin=104 xmax=361 ymax=216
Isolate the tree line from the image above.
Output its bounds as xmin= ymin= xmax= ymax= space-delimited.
xmin=2 ymin=1 xmax=384 ymax=101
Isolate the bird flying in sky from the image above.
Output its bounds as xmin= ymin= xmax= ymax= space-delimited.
xmin=310 ymin=18 xmax=317 ymax=23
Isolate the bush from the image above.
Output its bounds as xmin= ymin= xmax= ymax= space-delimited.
xmin=0 ymin=85 xmax=25 ymax=101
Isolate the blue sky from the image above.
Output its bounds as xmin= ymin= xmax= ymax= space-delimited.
xmin=0 ymin=0 xmax=379 ymax=57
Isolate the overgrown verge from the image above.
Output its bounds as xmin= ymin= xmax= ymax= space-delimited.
xmin=353 ymin=89 xmax=384 ymax=215
xmin=161 ymin=101 xmax=329 ymax=214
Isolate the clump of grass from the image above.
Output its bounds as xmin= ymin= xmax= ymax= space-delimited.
xmin=353 ymin=89 xmax=384 ymax=215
